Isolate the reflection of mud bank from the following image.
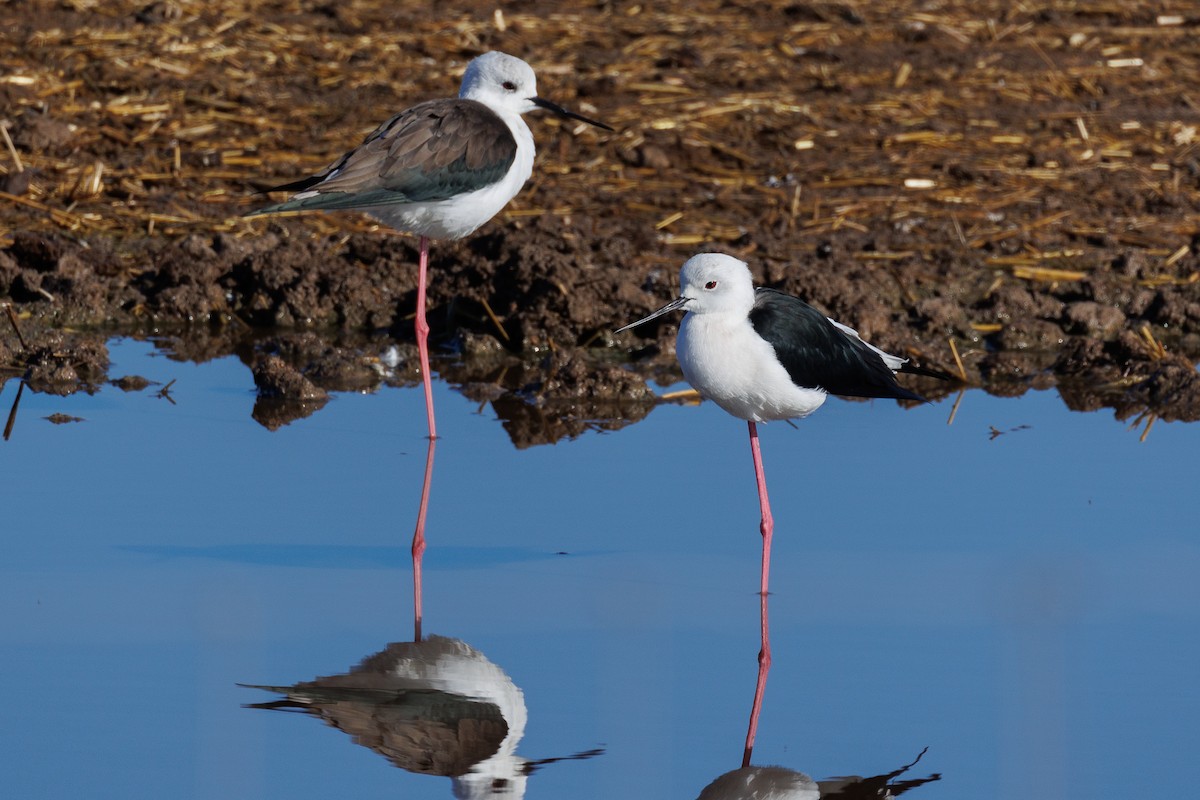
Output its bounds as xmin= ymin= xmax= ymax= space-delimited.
xmin=2 ymin=325 xmax=1198 ymax=451
xmin=0 ymin=326 xmax=661 ymax=444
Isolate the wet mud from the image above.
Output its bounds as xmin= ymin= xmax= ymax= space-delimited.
xmin=3 ymin=0 xmax=1200 ymax=439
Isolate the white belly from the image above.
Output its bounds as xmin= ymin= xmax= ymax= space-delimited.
xmin=677 ymin=315 xmax=827 ymax=422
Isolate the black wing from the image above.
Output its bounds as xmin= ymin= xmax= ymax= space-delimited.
xmin=251 ymin=98 xmax=517 ymax=213
xmin=749 ymin=288 xmax=925 ymax=401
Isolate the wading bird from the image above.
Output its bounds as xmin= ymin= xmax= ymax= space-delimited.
xmin=618 ymin=252 xmax=946 ymax=750
xmin=249 ymin=51 xmax=611 ymax=440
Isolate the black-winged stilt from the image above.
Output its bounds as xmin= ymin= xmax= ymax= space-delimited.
xmin=618 ymin=252 xmax=945 ymax=761
xmin=248 ymin=51 xmax=611 ymax=440
xmin=618 ymin=252 xmax=944 ymax=593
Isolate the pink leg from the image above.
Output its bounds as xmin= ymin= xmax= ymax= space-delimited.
xmin=415 ymin=236 xmax=438 ymax=441
xmin=747 ymin=421 xmax=774 ymax=596
xmin=411 ymin=435 xmax=436 ymax=642
xmin=742 ymin=421 xmax=774 ymax=765
xmin=742 ymin=590 xmax=772 ymax=767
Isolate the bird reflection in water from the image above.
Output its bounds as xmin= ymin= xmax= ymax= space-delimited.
xmin=697 ymin=749 xmax=940 ymax=800
xmin=243 ymin=635 xmax=598 ymax=798
xmin=411 ymin=436 xmax=436 ymax=641
xmin=243 ymin=438 xmax=599 ymax=798
xmin=696 ymin=590 xmax=941 ymax=800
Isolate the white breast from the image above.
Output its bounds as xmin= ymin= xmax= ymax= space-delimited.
xmin=677 ymin=314 xmax=827 ymax=422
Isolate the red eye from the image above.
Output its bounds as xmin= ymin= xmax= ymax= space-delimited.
xmin=705 ymin=281 xmax=717 ymax=289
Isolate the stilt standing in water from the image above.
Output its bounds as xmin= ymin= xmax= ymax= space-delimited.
xmin=250 ymin=53 xmax=609 ymax=637
xmin=249 ymin=51 xmax=611 ymax=441
xmin=618 ymin=252 xmax=946 ymax=751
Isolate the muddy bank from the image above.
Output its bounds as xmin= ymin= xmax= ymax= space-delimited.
xmin=2 ymin=0 xmax=1200 ymax=429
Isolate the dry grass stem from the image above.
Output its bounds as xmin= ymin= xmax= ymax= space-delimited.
xmin=948 ymin=338 xmax=968 ymax=383
xmin=5 ymin=304 xmax=30 ymax=350
xmin=1138 ymin=325 xmax=1168 ymax=360
xmin=662 ymin=388 xmax=702 ymax=404
xmin=479 ymin=297 xmax=511 ymax=343
xmin=0 ymin=123 xmax=24 ymax=173
xmin=945 ymin=389 xmax=965 ymax=427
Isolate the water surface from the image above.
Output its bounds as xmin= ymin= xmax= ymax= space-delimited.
xmin=2 ymin=338 xmax=1197 ymax=799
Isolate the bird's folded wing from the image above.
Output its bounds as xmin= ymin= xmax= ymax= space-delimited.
xmin=750 ymin=288 xmax=923 ymax=401
xmin=257 ymin=99 xmax=518 ymax=212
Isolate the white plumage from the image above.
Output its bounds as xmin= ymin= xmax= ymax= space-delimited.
xmin=618 ymin=252 xmax=927 ymax=423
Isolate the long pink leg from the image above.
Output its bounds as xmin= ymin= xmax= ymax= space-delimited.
xmin=411 ymin=435 xmax=436 ymax=642
xmin=415 ymin=236 xmax=438 ymax=441
xmin=748 ymin=421 xmax=774 ymax=596
xmin=742 ymin=420 xmax=774 ymax=765
xmin=742 ymin=589 xmax=772 ymax=767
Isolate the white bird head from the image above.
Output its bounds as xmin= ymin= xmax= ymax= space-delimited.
xmin=677 ymin=253 xmax=757 ymax=316
xmin=460 ymin=52 xmax=539 ymax=112
xmin=616 ymin=252 xmax=756 ymax=332
xmin=459 ymin=51 xmax=612 ymax=130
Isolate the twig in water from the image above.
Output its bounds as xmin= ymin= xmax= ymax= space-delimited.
xmin=946 ymin=387 xmax=965 ymax=426
xmin=155 ymin=379 xmax=177 ymax=405
xmin=1140 ymin=413 xmax=1156 ymax=443
xmin=989 ymin=423 xmax=1031 ymax=440
xmin=662 ymin=388 xmax=701 ymax=404
xmin=4 ymin=381 xmax=24 ymax=441
xmin=1127 ymin=411 xmax=1157 ymax=443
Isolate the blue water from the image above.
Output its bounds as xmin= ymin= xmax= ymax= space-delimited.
xmin=2 ymin=337 xmax=1197 ymax=799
